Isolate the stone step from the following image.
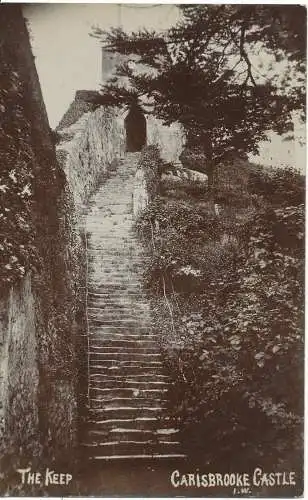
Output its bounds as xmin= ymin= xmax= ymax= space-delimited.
xmin=88 ymin=282 xmax=143 ymax=288
xmin=87 ymin=428 xmax=179 ymax=443
xmin=87 ymin=270 xmax=143 ymax=278
xmin=87 ymin=310 xmax=151 ymax=319
xmin=82 ymin=441 xmax=183 ymax=458
xmin=88 ymin=339 xmax=158 ymax=349
xmin=89 ymin=352 xmax=161 ymax=361
xmin=87 ymin=276 xmax=143 ymax=283
xmin=89 ymin=382 xmax=169 ymax=394
xmin=89 ymin=358 xmax=163 ymax=366
xmin=88 ymin=247 xmax=139 ymax=253
xmin=89 ymin=344 xmax=160 ymax=354
xmin=87 ymin=296 xmax=150 ymax=303
xmin=89 ymin=387 xmax=169 ymax=398
xmin=88 ymin=335 xmax=156 ymax=344
xmin=89 ymin=396 xmax=167 ymax=408
xmin=88 ymin=329 xmax=156 ymax=337
xmin=89 ymin=373 xmax=168 ymax=380
xmin=88 ymin=322 xmax=152 ymax=329
xmin=88 ymin=274 xmax=143 ymax=281
xmin=88 ymin=346 xmax=159 ymax=354
xmin=82 ymin=153 xmax=184 ymax=463
xmin=88 ymin=315 xmax=148 ymax=323
xmin=87 ymin=255 xmax=147 ymax=264
xmin=89 ymin=340 xmax=159 ymax=352
xmin=88 ymin=294 xmax=145 ymax=301
xmin=88 ymin=239 xmax=140 ymax=245
xmin=88 ymin=339 xmax=160 ymax=348
xmin=88 ymin=248 xmax=144 ymax=255
xmin=88 ymin=406 xmax=166 ymax=420
xmin=88 ymin=292 xmax=146 ymax=298
xmin=87 ymin=291 xmax=147 ymax=299
xmin=87 ymin=259 xmax=146 ymax=267
xmin=88 ymin=322 xmax=151 ymax=331
xmin=87 ymin=453 xmax=186 ymax=461
xmin=87 ymin=308 xmax=151 ymax=317
xmin=89 ymin=376 xmax=169 ymax=387
xmin=86 ymin=270 xmax=141 ymax=277
xmin=87 ymin=417 xmax=164 ymax=431
xmin=88 ymin=365 xmax=164 ymax=377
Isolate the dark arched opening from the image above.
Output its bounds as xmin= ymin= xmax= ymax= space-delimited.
xmin=125 ymin=104 xmax=147 ymax=152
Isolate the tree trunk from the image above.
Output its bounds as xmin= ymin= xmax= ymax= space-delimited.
xmin=207 ymin=163 xmax=215 ymax=193
xmin=203 ymin=135 xmax=215 ymax=194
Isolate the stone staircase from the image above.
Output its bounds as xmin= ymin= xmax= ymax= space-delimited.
xmin=82 ymin=152 xmax=185 ymax=461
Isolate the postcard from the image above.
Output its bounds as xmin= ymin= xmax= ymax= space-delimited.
xmin=0 ymin=3 xmax=305 ymax=497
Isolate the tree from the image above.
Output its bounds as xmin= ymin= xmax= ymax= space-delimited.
xmin=91 ymin=5 xmax=306 ymax=188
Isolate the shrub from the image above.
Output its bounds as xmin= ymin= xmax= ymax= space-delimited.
xmin=137 ymin=153 xmax=304 ymax=471
xmin=160 ymin=203 xmax=304 ymax=468
xmin=248 ymin=165 xmax=305 ymax=206
xmin=137 ymin=145 xmax=161 ymax=200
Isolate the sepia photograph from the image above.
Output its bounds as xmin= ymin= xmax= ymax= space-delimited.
xmin=0 ymin=2 xmax=305 ymax=497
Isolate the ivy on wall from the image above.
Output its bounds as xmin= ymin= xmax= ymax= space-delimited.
xmin=0 ymin=61 xmax=38 ymax=286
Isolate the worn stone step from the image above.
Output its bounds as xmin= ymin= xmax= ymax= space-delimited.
xmin=87 ymin=453 xmax=186 ymax=461
xmin=88 ymin=406 xmax=166 ymax=420
xmin=87 ymin=417 xmax=165 ymax=431
xmin=88 ymin=330 xmax=157 ymax=338
xmin=89 ymin=371 xmax=169 ymax=379
xmin=89 ymin=384 xmax=172 ymax=399
xmin=88 ymin=300 xmax=148 ymax=309
xmin=87 ymin=274 xmax=142 ymax=282
xmin=88 ymin=346 xmax=159 ymax=354
xmin=88 ymin=366 xmax=164 ymax=377
xmin=89 ymin=360 xmax=163 ymax=369
xmin=88 ymin=317 xmax=149 ymax=325
xmin=88 ymin=340 xmax=158 ymax=349
xmin=88 ymin=335 xmax=157 ymax=345
xmin=87 ymin=272 xmax=140 ymax=279
xmin=87 ymin=293 xmax=148 ymax=301
xmin=82 ymin=441 xmax=182 ymax=458
xmin=82 ymin=152 xmax=183 ymax=462
xmin=87 ymin=311 xmax=152 ymax=320
xmin=89 ymin=357 xmax=162 ymax=366
xmin=87 ymin=300 xmax=150 ymax=308
xmin=89 ymin=396 xmax=167 ymax=408
xmin=88 ymin=339 xmax=158 ymax=349
xmin=87 ymin=256 xmax=146 ymax=265
xmin=89 ymin=387 xmax=169 ymax=398
xmin=88 ymin=284 xmax=145 ymax=291
xmin=88 ymin=325 xmax=152 ymax=334
xmin=89 ymin=352 xmax=161 ymax=361
xmin=87 ymin=265 xmax=145 ymax=273
xmin=89 ymin=378 xmax=170 ymax=389
xmin=87 ymin=427 xmax=180 ymax=443
xmin=87 ymin=307 xmax=148 ymax=315
xmin=88 ymin=323 xmax=153 ymax=331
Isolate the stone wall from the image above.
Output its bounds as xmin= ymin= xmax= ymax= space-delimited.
xmin=56 ymin=98 xmax=185 ymax=211
xmin=0 ymin=276 xmax=40 ymax=464
xmin=147 ymin=116 xmax=185 ymax=163
xmin=133 ymin=168 xmax=149 ymax=218
xmin=57 ymin=105 xmax=125 ymax=214
xmin=0 ymin=6 xmax=83 ymax=490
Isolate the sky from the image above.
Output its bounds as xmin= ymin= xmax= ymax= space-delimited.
xmin=23 ymin=4 xmax=305 ymax=172
xmin=23 ymin=4 xmax=180 ymax=127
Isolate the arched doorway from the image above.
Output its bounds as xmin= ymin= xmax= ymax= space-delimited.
xmin=125 ymin=104 xmax=147 ymax=152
